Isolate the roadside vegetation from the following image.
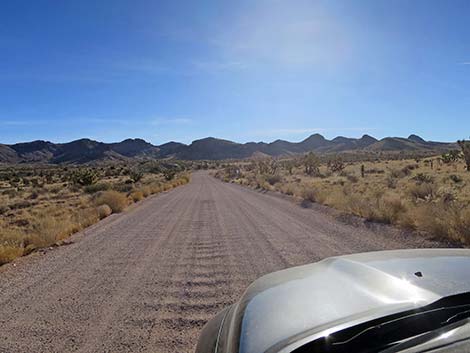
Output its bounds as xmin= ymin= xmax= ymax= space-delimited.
xmin=0 ymin=161 xmax=191 ymax=265
xmin=215 ymin=141 xmax=470 ymax=245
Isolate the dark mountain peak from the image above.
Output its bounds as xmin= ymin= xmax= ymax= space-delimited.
xmin=408 ymin=134 xmax=426 ymax=143
xmin=114 ymin=138 xmax=154 ymax=148
xmin=332 ymin=136 xmax=351 ymax=142
xmin=303 ymin=133 xmax=326 ymax=141
xmin=360 ymin=134 xmax=378 ymax=142
xmin=121 ymin=138 xmax=149 ymax=144
xmin=11 ymin=140 xmax=55 ymax=154
xmin=158 ymin=141 xmax=186 ymax=148
xmin=64 ymin=138 xmax=102 ymax=148
xmin=192 ymin=137 xmax=236 ymax=146
xmin=110 ymin=138 xmax=157 ymax=157
xmin=299 ymin=133 xmax=330 ymax=151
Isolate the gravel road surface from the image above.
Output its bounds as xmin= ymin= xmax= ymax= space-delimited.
xmin=0 ymin=172 xmax=444 ymax=353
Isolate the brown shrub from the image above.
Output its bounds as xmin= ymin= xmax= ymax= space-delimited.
xmin=95 ymin=191 xmax=128 ymax=213
xmin=372 ymin=195 xmax=407 ymax=224
xmin=450 ymin=207 xmax=470 ymax=243
xmin=407 ymin=183 xmax=435 ymax=201
xmin=30 ymin=216 xmax=74 ymax=247
xmin=140 ymin=186 xmax=151 ymax=197
xmin=301 ymin=187 xmax=326 ymax=203
xmin=266 ymin=174 xmax=282 ymax=185
xmin=0 ymin=245 xmax=23 ymax=265
xmin=130 ymin=190 xmax=144 ymax=202
xmin=72 ymin=208 xmax=99 ymax=230
xmin=96 ymin=204 xmax=112 ymax=219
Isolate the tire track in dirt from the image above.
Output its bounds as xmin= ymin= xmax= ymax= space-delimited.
xmin=0 ymin=172 xmax=444 ymax=353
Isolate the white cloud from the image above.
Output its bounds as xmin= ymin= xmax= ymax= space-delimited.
xmin=460 ymin=62 xmax=470 ymax=65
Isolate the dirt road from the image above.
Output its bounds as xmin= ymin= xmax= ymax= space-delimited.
xmin=0 ymin=172 xmax=443 ymax=353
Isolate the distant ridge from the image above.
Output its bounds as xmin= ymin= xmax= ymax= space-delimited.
xmin=0 ymin=134 xmax=458 ymax=164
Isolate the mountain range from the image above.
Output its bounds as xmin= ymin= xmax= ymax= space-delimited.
xmin=0 ymin=134 xmax=458 ymax=164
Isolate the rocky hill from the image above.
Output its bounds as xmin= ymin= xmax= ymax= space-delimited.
xmin=0 ymin=134 xmax=458 ymax=164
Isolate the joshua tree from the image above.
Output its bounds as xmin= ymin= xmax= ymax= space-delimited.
xmin=129 ymin=168 xmax=144 ymax=183
xmin=303 ymin=152 xmax=320 ymax=176
xmin=458 ymin=140 xmax=470 ymax=171
xmin=71 ymin=169 xmax=98 ymax=186
xmin=327 ymin=156 xmax=345 ymax=174
xmin=441 ymin=150 xmax=461 ymax=164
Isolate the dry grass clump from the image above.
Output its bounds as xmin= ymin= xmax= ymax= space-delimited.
xmin=0 ymin=245 xmax=24 ymax=265
xmin=301 ymin=186 xmax=327 ymax=203
xmin=96 ymin=204 xmax=112 ymax=219
xmin=407 ymin=183 xmax=436 ymax=201
xmin=130 ymin=190 xmax=144 ymax=202
xmin=94 ymin=191 xmax=128 ymax=213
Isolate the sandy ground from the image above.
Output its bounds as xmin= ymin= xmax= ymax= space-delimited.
xmin=0 ymin=172 xmax=444 ymax=353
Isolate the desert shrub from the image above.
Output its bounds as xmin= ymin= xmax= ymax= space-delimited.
xmin=389 ymin=168 xmax=407 ymax=179
xmin=346 ymin=174 xmax=359 ymax=183
xmin=163 ymin=169 xmax=176 ymax=181
xmin=441 ymin=150 xmax=462 ymax=164
xmin=450 ymin=207 xmax=470 ymax=243
xmin=71 ymin=169 xmax=98 ymax=186
xmin=149 ymin=183 xmax=162 ymax=194
xmin=407 ymin=183 xmax=436 ymax=201
xmin=412 ymin=204 xmax=452 ymax=240
xmin=366 ymin=168 xmax=385 ymax=174
xmin=96 ymin=204 xmax=112 ymax=219
xmin=386 ymin=175 xmax=398 ymax=189
xmin=84 ymin=182 xmax=111 ymax=194
xmin=129 ymin=169 xmax=144 ymax=183
xmin=130 ymin=190 xmax=144 ymax=202
xmin=301 ymin=187 xmax=326 ymax=203
xmin=9 ymin=200 xmax=32 ymax=210
xmin=70 ymin=208 xmax=99 ymax=231
xmin=302 ymin=188 xmax=317 ymax=202
xmin=327 ymin=156 xmax=345 ymax=173
xmin=266 ymin=174 xmax=282 ymax=185
xmin=2 ymin=188 xmax=18 ymax=198
xmin=140 ymin=186 xmax=152 ymax=197
xmin=280 ymin=183 xmax=296 ymax=196
xmin=31 ymin=216 xmax=74 ymax=246
xmin=437 ymin=187 xmax=456 ymax=204
xmin=449 ymin=174 xmax=463 ymax=183
xmin=0 ymin=205 xmax=10 ymax=215
xmin=0 ymin=245 xmax=24 ymax=265
xmin=303 ymin=152 xmax=320 ymax=176
xmin=180 ymin=174 xmax=191 ymax=184
xmin=94 ymin=191 xmax=128 ymax=213
xmin=29 ymin=190 xmax=39 ymax=200
xmin=412 ymin=173 xmax=434 ymax=184
xmin=112 ymin=183 xmax=134 ymax=193
xmin=373 ymin=195 xmax=407 ymax=224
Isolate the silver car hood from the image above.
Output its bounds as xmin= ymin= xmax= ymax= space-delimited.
xmin=233 ymin=249 xmax=470 ymax=353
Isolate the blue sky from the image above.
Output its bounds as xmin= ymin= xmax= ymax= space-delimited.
xmin=0 ymin=0 xmax=469 ymax=145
